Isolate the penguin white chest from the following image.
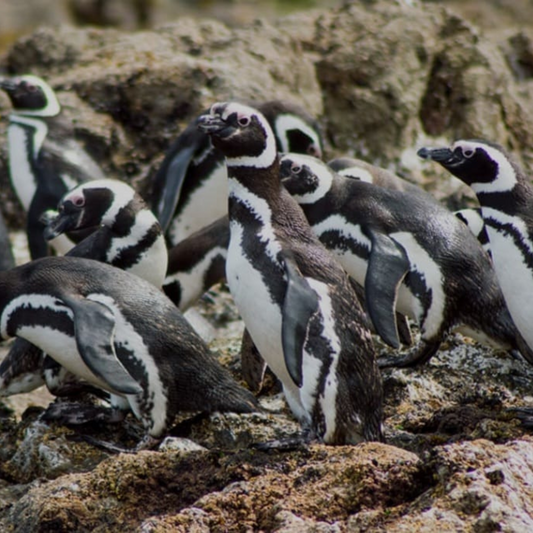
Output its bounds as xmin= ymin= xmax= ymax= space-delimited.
xmin=7 ymin=123 xmax=40 ymax=210
xmin=485 ymin=213 xmax=533 ymax=347
xmin=168 ymin=163 xmax=228 ymax=245
xmin=226 ymin=221 xmax=297 ymax=394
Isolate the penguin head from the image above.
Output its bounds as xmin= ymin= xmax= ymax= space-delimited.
xmin=258 ymin=100 xmax=323 ymax=159
xmin=197 ymin=102 xmax=277 ymax=168
xmin=280 ymin=153 xmax=334 ymax=204
xmin=44 ymin=179 xmax=139 ymax=240
xmin=418 ymin=139 xmax=520 ymax=193
xmin=0 ymin=75 xmax=60 ymax=117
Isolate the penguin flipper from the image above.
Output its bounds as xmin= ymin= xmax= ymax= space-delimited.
xmin=365 ymin=230 xmax=409 ymax=349
xmin=64 ymin=296 xmax=143 ymax=395
xmin=281 ymin=252 xmax=320 ymax=388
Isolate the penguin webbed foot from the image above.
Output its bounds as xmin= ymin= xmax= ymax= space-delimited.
xmin=377 ymin=339 xmax=441 ymax=369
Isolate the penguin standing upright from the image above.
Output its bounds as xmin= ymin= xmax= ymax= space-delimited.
xmin=198 ymin=102 xmax=383 ymax=445
xmin=151 ymin=100 xmax=323 ymax=246
xmin=418 ymin=140 xmax=533 ymax=358
xmin=279 ymin=153 xmax=533 ymax=367
xmin=0 ymin=256 xmax=258 ymax=449
xmin=0 ymin=74 xmax=105 ymax=258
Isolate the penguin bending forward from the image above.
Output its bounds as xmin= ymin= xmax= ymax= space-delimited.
xmin=279 ymin=153 xmax=533 ymax=367
xmin=0 ymin=74 xmax=105 ymax=258
xmin=198 ymin=102 xmax=383 ymax=445
xmin=151 ymin=100 xmax=323 ymax=246
xmin=1 ymin=179 xmax=168 ymax=410
xmin=0 ymin=256 xmax=258 ymax=449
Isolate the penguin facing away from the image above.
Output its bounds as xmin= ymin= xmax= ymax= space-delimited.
xmin=198 ymin=101 xmax=383 ymax=445
xmin=0 ymin=74 xmax=105 ymax=259
xmin=279 ymin=152 xmax=533 ymax=368
xmin=0 ymin=256 xmax=258 ymax=449
xmin=328 ymin=156 xmax=431 ymax=197
xmin=151 ymin=100 xmax=323 ymax=246
xmin=418 ymin=139 xmax=533 ymax=361
xmin=0 ymin=179 xmax=168 ymax=403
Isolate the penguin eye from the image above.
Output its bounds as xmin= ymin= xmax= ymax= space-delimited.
xmin=238 ymin=116 xmax=251 ymax=127
xmin=22 ymin=82 xmax=37 ymax=93
xmin=73 ymin=196 xmax=85 ymax=207
xmin=291 ymin=164 xmax=302 ymax=175
xmin=462 ymin=148 xmax=475 ymax=158
xmin=306 ymin=145 xmax=320 ymax=158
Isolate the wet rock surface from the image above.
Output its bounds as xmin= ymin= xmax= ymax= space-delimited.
xmin=1 ymin=0 xmax=533 ymax=531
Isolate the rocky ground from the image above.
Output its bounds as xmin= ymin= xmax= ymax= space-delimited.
xmin=2 ymin=0 xmax=533 ymax=531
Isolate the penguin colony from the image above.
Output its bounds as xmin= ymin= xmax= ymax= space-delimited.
xmin=1 ymin=73 xmax=533 ymax=449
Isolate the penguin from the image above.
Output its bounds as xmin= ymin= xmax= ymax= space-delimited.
xmin=44 ymin=178 xmax=168 ymax=287
xmin=417 ymin=139 xmax=533 ymax=360
xmin=163 ymin=215 xmax=229 ymax=311
xmin=278 ymin=152 xmax=533 ymax=368
xmin=151 ymin=100 xmax=323 ymax=246
xmin=198 ymin=102 xmax=383 ymax=445
xmin=0 ymin=255 xmax=258 ymax=449
xmin=0 ymin=179 xmax=168 ymax=404
xmin=0 ymin=74 xmax=105 ymax=259
xmin=329 ymin=156 xmax=491 ymax=254
xmin=454 ymin=207 xmax=491 ymax=256
xmin=328 ymin=156 xmax=430 ymax=196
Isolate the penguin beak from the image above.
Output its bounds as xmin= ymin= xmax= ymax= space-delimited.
xmin=417 ymin=147 xmax=462 ymax=167
xmin=42 ymin=208 xmax=80 ymax=241
xmin=197 ymin=113 xmax=229 ymax=135
xmin=0 ymin=78 xmax=17 ymax=93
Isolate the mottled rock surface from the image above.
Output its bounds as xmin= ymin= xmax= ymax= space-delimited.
xmin=1 ymin=1 xmax=533 ymax=531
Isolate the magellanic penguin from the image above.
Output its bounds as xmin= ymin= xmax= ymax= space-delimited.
xmin=0 ymin=256 xmax=258 ymax=449
xmin=163 ymin=215 xmax=229 ymax=311
xmin=151 ymin=100 xmax=323 ymax=246
xmin=328 ymin=156 xmax=431 ymax=197
xmin=198 ymin=102 xmax=383 ymax=445
xmin=279 ymin=153 xmax=533 ymax=368
xmin=0 ymin=74 xmax=105 ymax=259
xmin=0 ymin=179 xmax=168 ymax=402
xmin=418 ymin=139 xmax=533 ymax=361
xmin=329 ymin=156 xmax=490 ymax=253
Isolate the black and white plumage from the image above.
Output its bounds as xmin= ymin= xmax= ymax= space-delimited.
xmin=418 ymin=139 xmax=533 ymax=360
xmin=45 ymin=178 xmax=168 ymax=287
xmin=454 ymin=207 xmax=491 ymax=256
xmin=198 ymin=102 xmax=383 ymax=445
xmin=328 ymin=156 xmax=430 ymax=197
xmin=279 ymin=153 xmax=533 ymax=367
xmin=0 ymin=256 xmax=258 ymax=448
xmin=151 ymin=100 xmax=323 ymax=246
xmin=0 ymin=74 xmax=104 ymax=258
xmin=163 ymin=215 xmax=228 ymax=311
xmin=0 ymin=179 xmax=168 ymax=403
